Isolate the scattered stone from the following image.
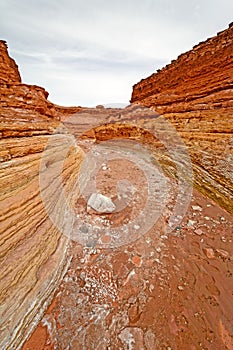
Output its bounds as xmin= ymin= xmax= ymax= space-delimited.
xmin=203 ymin=247 xmax=215 ymax=259
xmin=87 ymin=193 xmax=116 ymax=213
xmin=102 ymin=163 xmax=108 ymax=171
xmin=216 ymin=249 xmax=229 ymax=259
xmin=187 ymin=220 xmax=196 ymax=227
xmin=149 ymin=284 xmax=155 ymax=292
xmin=192 ymin=205 xmax=202 ymax=211
xmin=131 ymin=255 xmax=142 ymax=267
xmin=177 ymin=285 xmax=184 ymax=291
xmin=194 ymin=228 xmax=203 ymax=236
xmin=204 ymin=216 xmax=210 ymax=221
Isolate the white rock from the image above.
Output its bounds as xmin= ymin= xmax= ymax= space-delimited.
xmin=192 ymin=205 xmax=202 ymax=211
xmin=87 ymin=193 xmax=116 ymax=213
xmin=187 ymin=220 xmax=196 ymax=227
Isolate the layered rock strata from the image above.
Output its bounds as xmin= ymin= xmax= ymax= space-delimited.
xmin=0 ymin=40 xmax=82 ymax=349
xmin=131 ymin=24 xmax=233 ymax=214
xmin=1 ymin=23 xmax=233 ymax=349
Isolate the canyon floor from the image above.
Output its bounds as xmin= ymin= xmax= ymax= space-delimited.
xmin=22 ymin=128 xmax=233 ymax=350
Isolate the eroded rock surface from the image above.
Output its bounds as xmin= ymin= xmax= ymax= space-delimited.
xmin=0 ymin=40 xmax=82 ymax=350
xmin=1 ymin=25 xmax=233 ymax=350
xmin=22 ymin=106 xmax=233 ymax=350
xmin=131 ymin=24 xmax=233 ymax=214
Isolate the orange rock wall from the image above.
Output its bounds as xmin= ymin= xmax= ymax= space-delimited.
xmin=0 ymin=40 xmax=21 ymax=83
xmin=131 ymin=25 xmax=233 ymax=213
xmin=0 ymin=40 xmax=82 ymax=349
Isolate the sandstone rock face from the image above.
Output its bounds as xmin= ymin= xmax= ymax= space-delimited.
xmin=0 ymin=40 xmax=21 ymax=83
xmin=131 ymin=24 xmax=233 ymax=214
xmin=0 ymin=40 xmax=83 ymax=349
xmin=1 ymin=28 xmax=233 ymax=350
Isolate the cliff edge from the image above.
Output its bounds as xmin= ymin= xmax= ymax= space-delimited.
xmin=131 ymin=24 xmax=233 ymax=214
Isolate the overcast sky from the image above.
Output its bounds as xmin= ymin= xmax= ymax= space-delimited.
xmin=1 ymin=0 xmax=233 ymax=107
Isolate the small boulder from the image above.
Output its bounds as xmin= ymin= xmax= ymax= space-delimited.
xmin=203 ymin=247 xmax=215 ymax=259
xmin=87 ymin=193 xmax=116 ymax=213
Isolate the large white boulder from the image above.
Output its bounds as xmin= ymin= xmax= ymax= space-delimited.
xmin=87 ymin=193 xmax=116 ymax=213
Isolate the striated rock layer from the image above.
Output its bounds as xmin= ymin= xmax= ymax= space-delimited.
xmin=0 ymin=40 xmax=83 ymax=349
xmin=1 ymin=24 xmax=233 ymax=349
xmin=131 ymin=24 xmax=233 ymax=214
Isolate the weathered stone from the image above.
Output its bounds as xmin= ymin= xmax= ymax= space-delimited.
xmin=203 ymin=247 xmax=215 ymax=259
xmin=194 ymin=228 xmax=203 ymax=235
xmin=87 ymin=193 xmax=116 ymax=213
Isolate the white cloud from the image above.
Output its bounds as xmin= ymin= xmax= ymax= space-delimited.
xmin=1 ymin=0 xmax=233 ymax=106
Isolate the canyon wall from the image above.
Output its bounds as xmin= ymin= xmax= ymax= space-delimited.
xmin=1 ymin=23 xmax=233 ymax=349
xmin=0 ymin=41 xmax=82 ymax=349
xmin=131 ymin=24 xmax=233 ymax=214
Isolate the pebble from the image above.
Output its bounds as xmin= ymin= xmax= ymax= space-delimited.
xmin=187 ymin=220 xmax=196 ymax=227
xmin=192 ymin=205 xmax=202 ymax=211
xmin=216 ymin=249 xmax=229 ymax=258
xmin=203 ymin=247 xmax=215 ymax=259
xmin=149 ymin=284 xmax=155 ymax=292
xmin=177 ymin=285 xmax=184 ymax=291
xmin=194 ymin=228 xmax=203 ymax=236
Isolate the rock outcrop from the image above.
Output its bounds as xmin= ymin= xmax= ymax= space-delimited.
xmin=0 ymin=40 xmax=21 ymax=83
xmin=1 ymin=24 xmax=233 ymax=349
xmin=1 ymin=33 xmax=233 ymax=350
xmin=131 ymin=24 xmax=233 ymax=214
xmin=0 ymin=40 xmax=82 ymax=350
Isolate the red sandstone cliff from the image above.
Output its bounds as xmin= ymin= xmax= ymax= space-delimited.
xmin=0 ymin=40 xmax=82 ymax=350
xmin=131 ymin=24 xmax=233 ymax=214
xmin=1 ymin=32 xmax=233 ymax=350
xmin=0 ymin=40 xmax=21 ymax=83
